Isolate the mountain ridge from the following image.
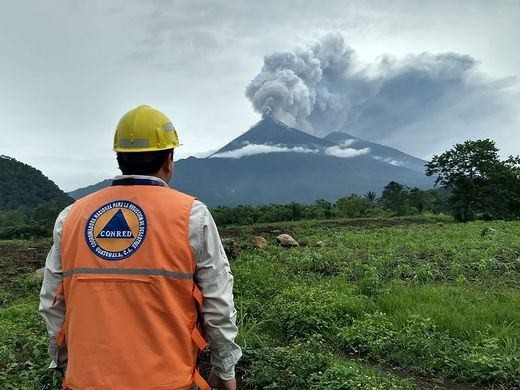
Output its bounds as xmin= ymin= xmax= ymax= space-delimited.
xmin=212 ymin=117 xmax=333 ymax=156
xmin=211 ymin=117 xmax=426 ymax=173
xmin=322 ymin=131 xmax=427 ymax=173
xmin=0 ymin=155 xmax=73 ymax=210
xmin=69 ymin=118 xmax=433 ymax=206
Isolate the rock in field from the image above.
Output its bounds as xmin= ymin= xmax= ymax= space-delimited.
xmin=36 ymin=267 xmax=45 ymax=278
xmin=252 ymin=236 xmax=268 ymax=248
xmin=276 ymin=234 xmax=299 ymax=247
xmin=315 ymin=240 xmax=325 ymax=248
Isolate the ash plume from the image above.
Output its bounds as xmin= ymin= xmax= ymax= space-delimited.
xmin=246 ymin=34 xmax=515 ymax=151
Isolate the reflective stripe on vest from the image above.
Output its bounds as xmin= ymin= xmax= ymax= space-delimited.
xmin=60 ymin=183 xmax=209 ymax=389
xmin=63 ymin=267 xmax=193 ymax=280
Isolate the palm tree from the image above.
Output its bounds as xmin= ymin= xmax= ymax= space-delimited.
xmin=364 ymin=191 xmax=377 ymax=203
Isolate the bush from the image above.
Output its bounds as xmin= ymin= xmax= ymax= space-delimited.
xmin=243 ymin=337 xmax=412 ymax=389
xmin=308 ymin=362 xmax=413 ymax=390
xmin=270 ymin=285 xmax=373 ymax=340
xmin=337 ymin=312 xmax=520 ymax=386
xmin=243 ymin=337 xmax=332 ymax=389
xmin=0 ymin=302 xmax=61 ymax=389
xmin=285 ymin=250 xmax=341 ymax=276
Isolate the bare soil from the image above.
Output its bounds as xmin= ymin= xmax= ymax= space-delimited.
xmin=0 ymin=241 xmax=49 ymax=272
xmin=221 ymin=217 xmax=446 ymax=239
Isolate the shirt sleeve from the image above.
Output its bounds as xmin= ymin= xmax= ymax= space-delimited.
xmin=189 ymin=200 xmax=242 ymax=381
xmin=38 ymin=204 xmax=73 ymax=370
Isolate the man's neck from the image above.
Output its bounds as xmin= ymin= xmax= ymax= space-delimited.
xmin=115 ymin=174 xmax=169 ymax=187
xmin=153 ymin=173 xmax=170 ymax=184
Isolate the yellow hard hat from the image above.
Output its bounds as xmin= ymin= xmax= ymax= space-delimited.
xmin=113 ymin=105 xmax=181 ymax=152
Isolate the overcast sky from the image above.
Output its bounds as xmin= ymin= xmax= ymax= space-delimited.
xmin=1 ymin=0 xmax=519 ymax=191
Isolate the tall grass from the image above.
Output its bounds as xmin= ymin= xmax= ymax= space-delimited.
xmin=1 ymin=220 xmax=519 ymax=388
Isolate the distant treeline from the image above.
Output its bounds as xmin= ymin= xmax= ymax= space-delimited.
xmin=211 ymin=183 xmax=449 ymax=227
xmin=0 ymin=203 xmax=66 ymax=239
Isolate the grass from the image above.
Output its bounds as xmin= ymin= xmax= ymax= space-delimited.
xmin=376 ymin=284 xmax=520 ymax=343
xmin=0 ymin=240 xmax=61 ymax=389
xmin=231 ymin=219 xmax=520 ymax=388
xmin=0 ymin=219 xmax=519 ymax=388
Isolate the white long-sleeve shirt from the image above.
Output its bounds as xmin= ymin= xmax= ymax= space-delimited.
xmin=38 ymin=175 xmax=242 ymax=381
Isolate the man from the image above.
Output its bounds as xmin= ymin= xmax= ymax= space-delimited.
xmin=39 ymin=105 xmax=241 ymax=389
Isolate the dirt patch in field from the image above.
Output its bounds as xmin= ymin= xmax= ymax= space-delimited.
xmin=221 ymin=217 xmax=446 ymax=239
xmin=345 ymin=354 xmax=485 ymax=390
xmin=382 ymin=365 xmax=485 ymax=390
xmin=0 ymin=242 xmax=49 ymax=271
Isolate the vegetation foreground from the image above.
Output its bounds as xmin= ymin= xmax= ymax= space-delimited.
xmin=0 ymin=217 xmax=519 ymax=389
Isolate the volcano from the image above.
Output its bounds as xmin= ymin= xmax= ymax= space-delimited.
xmin=69 ymin=117 xmax=433 ymax=206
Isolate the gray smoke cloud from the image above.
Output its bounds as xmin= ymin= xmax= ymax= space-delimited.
xmin=246 ymin=33 xmax=516 ymax=150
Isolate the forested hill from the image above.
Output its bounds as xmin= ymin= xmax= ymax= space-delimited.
xmin=0 ymin=155 xmax=72 ymax=210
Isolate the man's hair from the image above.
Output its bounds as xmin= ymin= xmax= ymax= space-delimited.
xmin=117 ymin=149 xmax=173 ymax=175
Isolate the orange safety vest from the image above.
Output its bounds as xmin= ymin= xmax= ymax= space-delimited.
xmin=57 ymin=178 xmax=210 ymax=390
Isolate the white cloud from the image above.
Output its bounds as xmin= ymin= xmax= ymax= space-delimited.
xmin=210 ymin=143 xmax=318 ymax=159
xmin=325 ymin=146 xmax=370 ymax=158
xmin=338 ymin=139 xmax=356 ymax=147
xmin=373 ymin=156 xmax=404 ymax=166
xmin=175 ymin=149 xmax=218 ymax=159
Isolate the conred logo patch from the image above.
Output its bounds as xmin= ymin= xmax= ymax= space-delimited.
xmin=85 ymin=200 xmax=147 ymax=260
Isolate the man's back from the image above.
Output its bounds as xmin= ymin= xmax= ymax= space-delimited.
xmin=39 ymin=105 xmax=241 ymax=389
xmin=59 ymin=182 xmax=205 ymax=388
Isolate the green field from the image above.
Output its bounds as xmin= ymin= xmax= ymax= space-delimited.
xmin=1 ymin=218 xmax=519 ymax=389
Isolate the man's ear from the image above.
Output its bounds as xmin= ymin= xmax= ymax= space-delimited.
xmin=166 ymin=152 xmax=175 ymax=182
xmin=164 ymin=154 xmax=173 ymax=172
xmin=167 ymin=151 xmax=174 ymax=172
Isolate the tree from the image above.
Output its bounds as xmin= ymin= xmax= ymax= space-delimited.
xmin=426 ymin=139 xmax=520 ymax=221
xmin=314 ymin=199 xmax=333 ymax=219
xmin=364 ymin=191 xmax=377 ymax=203
xmin=408 ymin=187 xmax=432 ymax=214
xmin=335 ymin=195 xmax=374 ymax=218
xmin=290 ymin=202 xmax=303 ymax=220
xmin=381 ymin=181 xmax=409 ymax=216
xmin=428 ymin=188 xmax=451 ymax=215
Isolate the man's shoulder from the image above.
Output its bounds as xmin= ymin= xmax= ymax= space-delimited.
xmin=189 ymin=199 xmax=210 ymax=217
xmin=57 ymin=203 xmax=74 ymax=221
xmin=192 ymin=199 xmax=207 ymax=209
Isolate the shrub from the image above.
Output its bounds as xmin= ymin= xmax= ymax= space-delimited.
xmin=270 ymin=285 xmax=373 ymax=340
xmin=337 ymin=312 xmax=520 ymax=386
xmin=0 ymin=302 xmax=61 ymax=389
xmin=243 ymin=337 xmax=411 ymax=389
xmin=308 ymin=362 xmax=413 ymax=390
